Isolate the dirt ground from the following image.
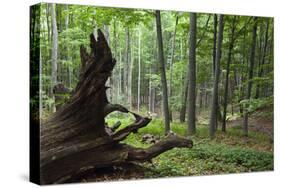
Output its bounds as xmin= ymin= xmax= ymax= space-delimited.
xmin=228 ymin=113 xmax=273 ymax=138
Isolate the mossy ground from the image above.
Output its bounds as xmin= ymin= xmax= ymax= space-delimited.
xmin=105 ymin=112 xmax=273 ymax=178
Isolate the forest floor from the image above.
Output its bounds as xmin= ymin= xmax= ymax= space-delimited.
xmin=71 ymin=109 xmax=274 ymax=183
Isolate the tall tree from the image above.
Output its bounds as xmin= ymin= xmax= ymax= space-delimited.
xmin=137 ymin=28 xmax=141 ymax=112
xmin=179 ymin=37 xmax=188 ymax=123
xmin=243 ymin=17 xmax=258 ymax=136
xmin=209 ymin=15 xmax=224 ymax=138
xmin=187 ymin=13 xmax=197 ymax=135
xmin=222 ymin=16 xmax=236 ymax=132
xmin=123 ymin=27 xmax=129 ymax=105
xmin=64 ymin=5 xmax=72 ymax=88
xmin=126 ymin=28 xmax=132 ymax=109
xmin=180 ymin=78 xmax=188 ymax=122
xmin=213 ymin=14 xmax=218 ymax=75
xmin=112 ymin=20 xmax=118 ymax=103
xmin=50 ymin=3 xmax=58 ymax=111
xmin=155 ymin=10 xmax=170 ymax=134
xmin=169 ymin=15 xmax=179 ymax=122
xmin=255 ymin=19 xmax=270 ymax=99
xmin=212 ymin=14 xmax=223 ymax=125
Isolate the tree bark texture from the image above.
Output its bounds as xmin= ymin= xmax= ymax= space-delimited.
xmin=243 ymin=17 xmax=258 ymax=136
xmin=209 ymin=15 xmax=224 ymax=138
xmin=155 ymin=10 xmax=170 ymax=134
xmin=50 ymin=3 xmax=58 ymax=96
xmin=187 ymin=13 xmax=197 ymax=135
xmin=222 ymin=16 xmax=236 ymax=132
xmin=40 ymin=30 xmax=193 ymax=184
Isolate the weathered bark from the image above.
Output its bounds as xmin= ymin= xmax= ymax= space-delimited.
xmin=40 ymin=30 xmax=193 ymax=184
xmin=209 ymin=15 xmax=224 ymax=138
xmin=155 ymin=10 xmax=170 ymax=134
xmin=243 ymin=17 xmax=258 ymax=136
xmin=187 ymin=13 xmax=197 ymax=135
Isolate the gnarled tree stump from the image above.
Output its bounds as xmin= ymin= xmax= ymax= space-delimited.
xmin=40 ymin=29 xmax=193 ymax=184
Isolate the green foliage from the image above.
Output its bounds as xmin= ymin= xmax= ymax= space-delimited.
xmin=105 ymin=115 xmax=273 ymax=177
xmin=188 ymin=143 xmax=273 ymax=171
xmin=240 ymin=96 xmax=273 ymax=113
xmin=39 ymin=3 xmax=273 ymax=122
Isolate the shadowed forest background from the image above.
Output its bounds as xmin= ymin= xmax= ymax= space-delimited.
xmin=36 ymin=3 xmax=273 ymax=181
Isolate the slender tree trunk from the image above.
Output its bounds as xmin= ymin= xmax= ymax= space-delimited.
xmin=222 ymin=16 xmax=236 ymax=132
xmin=209 ymin=15 xmax=224 ymax=138
xmin=168 ymin=15 xmax=179 ymax=122
xmin=187 ymin=13 xmax=197 ymax=135
xmin=119 ymin=44 xmax=122 ymax=102
xmin=126 ymin=28 xmax=133 ymax=110
xmin=151 ymin=39 xmax=157 ymax=113
xmin=148 ymin=65 xmax=152 ymax=112
xmin=155 ymin=10 xmax=170 ymax=134
xmin=113 ymin=20 xmax=118 ymax=103
xmin=212 ymin=14 xmax=223 ymax=126
xmin=137 ymin=28 xmax=141 ymax=112
xmin=255 ymin=19 xmax=269 ymax=99
xmin=123 ymin=28 xmax=129 ymax=104
xmin=39 ymin=43 xmax=43 ymax=120
xmin=64 ymin=5 xmax=72 ymax=88
xmin=213 ymin=14 xmax=218 ymax=75
xmin=50 ymin=3 xmax=58 ymax=112
xmin=180 ymin=80 xmax=188 ymax=122
xmin=45 ymin=4 xmax=51 ymax=97
xmin=238 ymin=24 xmax=248 ymax=115
xmin=179 ymin=36 xmax=187 ymax=123
xmin=243 ymin=17 xmax=258 ymax=136
xmin=104 ymin=25 xmax=112 ymax=102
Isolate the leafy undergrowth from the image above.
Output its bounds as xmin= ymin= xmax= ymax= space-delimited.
xmin=105 ymin=114 xmax=273 ymax=178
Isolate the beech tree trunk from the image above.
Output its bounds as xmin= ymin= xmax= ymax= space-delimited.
xmin=50 ymin=3 xmax=58 ymax=106
xmin=40 ymin=30 xmax=193 ymax=184
xmin=243 ymin=17 xmax=258 ymax=136
xmin=126 ymin=28 xmax=133 ymax=109
xmin=137 ymin=28 xmax=141 ymax=112
xmin=213 ymin=14 xmax=217 ymax=75
xmin=169 ymin=15 xmax=179 ymax=122
xmin=187 ymin=13 xmax=197 ymax=135
xmin=255 ymin=19 xmax=269 ymax=99
xmin=179 ymin=37 xmax=186 ymax=123
xmin=209 ymin=15 xmax=224 ymax=138
xmin=222 ymin=16 xmax=236 ymax=132
xmin=155 ymin=10 xmax=170 ymax=134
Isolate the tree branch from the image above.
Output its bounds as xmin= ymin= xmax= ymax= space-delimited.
xmin=127 ymin=134 xmax=193 ymax=162
xmin=113 ymin=115 xmax=151 ymax=142
xmin=197 ymin=15 xmax=211 ymax=47
xmin=103 ymin=103 xmax=129 ymax=117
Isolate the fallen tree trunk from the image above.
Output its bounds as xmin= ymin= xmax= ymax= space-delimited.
xmin=40 ymin=29 xmax=193 ymax=184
